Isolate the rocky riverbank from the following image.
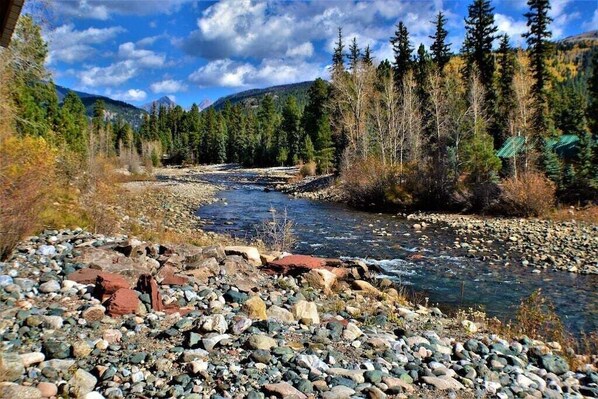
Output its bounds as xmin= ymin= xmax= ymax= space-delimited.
xmin=409 ymin=213 xmax=598 ymax=275
xmin=0 ymin=230 xmax=596 ymax=398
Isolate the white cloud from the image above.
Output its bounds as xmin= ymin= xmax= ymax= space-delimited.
xmin=182 ymin=0 xmax=440 ymax=60
xmin=53 ymin=0 xmax=192 ymax=20
xmin=582 ymin=9 xmax=598 ymax=32
xmin=495 ymin=14 xmax=528 ymax=46
xmin=188 ymin=58 xmax=324 ymax=88
xmin=118 ymin=42 xmax=165 ymax=68
xmin=78 ymin=60 xmax=137 ymax=87
xmin=113 ymin=89 xmax=147 ymax=102
xmin=150 ymin=79 xmax=188 ymax=93
xmin=285 ymin=42 xmax=314 ymax=58
xmin=45 ymin=24 xmax=124 ymax=64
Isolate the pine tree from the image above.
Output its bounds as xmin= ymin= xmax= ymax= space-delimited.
xmin=462 ymin=0 xmax=498 ymax=92
xmin=10 ymin=15 xmax=60 ymax=139
xmin=496 ymin=34 xmax=515 ymax=147
xmin=523 ymin=0 xmax=553 ymax=135
xmin=429 ymin=11 xmax=451 ymax=71
xmin=362 ymin=45 xmax=373 ymax=66
xmin=348 ymin=37 xmax=361 ymax=72
xmin=60 ymin=91 xmax=88 ymax=154
xmin=332 ymin=27 xmax=345 ymax=74
xmin=315 ymin=115 xmax=335 ymax=174
xmin=542 ymin=140 xmax=562 ymax=186
xmin=302 ymin=78 xmax=329 ymax=143
xmin=281 ymin=96 xmax=302 ymax=165
xmin=257 ymin=95 xmax=278 ymax=164
xmin=390 ymin=21 xmax=413 ymax=86
xmin=577 ymin=132 xmax=597 ymax=184
xmin=302 ymin=135 xmax=315 ymax=163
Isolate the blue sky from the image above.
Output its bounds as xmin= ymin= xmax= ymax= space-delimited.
xmin=37 ymin=0 xmax=598 ymax=108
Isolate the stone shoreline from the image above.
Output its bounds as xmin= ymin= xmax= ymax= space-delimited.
xmin=0 ymin=230 xmax=596 ymax=398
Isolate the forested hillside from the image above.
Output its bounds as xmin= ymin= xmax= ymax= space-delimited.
xmin=210 ymin=81 xmax=313 ymax=111
xmin=55 ymin=85 xmax=147 ymax=128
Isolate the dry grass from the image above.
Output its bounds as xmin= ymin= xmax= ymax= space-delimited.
xmin=299 ymin=161 xmax=317 ymax=177
xmin=548 ymin=205 xmax=598 ymax=224
xmin=485 ymin=289 xmax=597 ymax=369
xmin=256 ymin=208 xmax=296 ymax=252
xmin=499 ymin=172 xmax=556 ymax=217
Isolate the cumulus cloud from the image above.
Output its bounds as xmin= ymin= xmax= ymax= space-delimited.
xmin=188 ymin=58 xmax=324 ymax=88
xmin=150 ymin=79 xmax=188 ymax=93
xmin=118 ymin=42 xmax=165 ymax=68
xmin=45 ymin=24 xmax=124 ymax=64
xmin=495 ymin=14 xmax=528 ymax=46
xmin=182 ymin=0 xmax=440 ymax=61
xmin=108 ymin=89 xmax=148 ymax=102
xmin=53 ymin=0 xmax=192 ymax=20
xmin=78 ymin=60 xmax=137 ymax=87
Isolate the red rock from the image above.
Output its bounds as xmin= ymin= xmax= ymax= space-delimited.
xmin=157 ymin=266 xmax=188 ymax=286
xmin=106 ymin=289 xmax=140 ymax=317
xmin=265 ymin=255 xmax=327 ymax=275
xmin=137 ymin=274 xmax=164 ymax=311
xmin=95 ymin=273 xmax=131 ymax=301
xmin=67 ymin=268 xmax=102 ymax=284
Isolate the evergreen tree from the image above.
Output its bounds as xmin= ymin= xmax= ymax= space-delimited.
xmin=348 ymin=37 xmax=361 ymax=72
xmin=10 ymin=15 xmax=60 ymax=139
xmin=332 ymin=27 xmax=345 ymax=73
xmin=523 ymin=0 xmax=553 ymax=134
xmin=542 ymin=140 xmax=562 ymax=186
xmin=390 ymin=21 xmax=413 ymax=85
xmin=496 ymin=34 xmax=515 ymax=147
xmin=315 ymin=115 xmax=335 ymax=174
xmin=281 ymin=96 xmax=302 ymax=165
xmin=215 ymin=114 xmax=227 ymax=164
xmin=302 ymin=78 xmax=329 ymax=143
xmin=302 ymin=135 xmax=315 ymax=163
xmin=60 ymin=91 xmax=88 ymax=154
xmin=187 ymin=104 xmax=202 ymax=162
xmin=362 ymin=45 xmax=373 ymax=66
xmin=429 ymin=11 xmax=451 ymax=71
xmin=257 ymin=95 xmax=278 ymax=164
xmin=462 ymin=0 xmax=498 ymax=92
xmin=577 ymin=132 xmax=597 ymax=185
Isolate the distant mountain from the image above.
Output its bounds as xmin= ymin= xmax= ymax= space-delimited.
xmin=210 ymin=81 xmax=315 ymax=112
xmin=198 ymin=99 xmax=213 ymax=110
xmin=55 ymin=85 xmax=146 ymax=128
xmin=558 ymin=30 xmax=598 ymax=46
xmin=142 ymin=96 xmax=176 ymax=111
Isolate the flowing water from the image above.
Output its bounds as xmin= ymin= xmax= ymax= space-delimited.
xmin=194 ymin=168 xmax=598 ymax=335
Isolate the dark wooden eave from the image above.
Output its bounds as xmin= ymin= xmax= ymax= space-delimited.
xmin=0 ymin=0 xmax=24 ymax=48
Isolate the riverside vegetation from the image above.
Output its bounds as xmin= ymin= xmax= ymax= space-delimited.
xmin=0 ymin=2 xmax=597 ymax=399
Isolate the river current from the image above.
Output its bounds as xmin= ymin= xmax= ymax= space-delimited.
xmin=193 ymin=168 xmax=597 ymax=335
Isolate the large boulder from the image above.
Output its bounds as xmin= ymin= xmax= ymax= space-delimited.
xmin=243 ymin=296 xmax=267 ymax=320
xmin=105 ymin=289 xmax=140 ymax=317
xmin=224 ymin=246 xmax=262 ymax=266
xmin=94 ymin=273 xmax=131 ymax=301
xmin=292 ymin=300 xmax=320 ymax=325
xmin=265 ymin=255 xmax=327 ymax=275
xmin=304 ymin=268 xmax=337 ymax=293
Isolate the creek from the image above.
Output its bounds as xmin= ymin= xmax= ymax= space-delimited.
xmin=195 ymin=168 xmax=597 ymax=335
